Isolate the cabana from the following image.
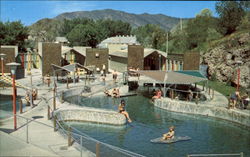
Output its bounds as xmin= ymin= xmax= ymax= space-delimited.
xmin=132 ymin=70 xmax=207 ymax=97
xmin=51 ymin=63 xmax=93 ymax=84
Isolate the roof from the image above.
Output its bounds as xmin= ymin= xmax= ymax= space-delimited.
xmin=98 ymin=35 xmax=139 ymax=48
xmin=61 ymin=46 xmax=91 ymax=57
xmin=144 ymin=48 xmax=167 ymax=58
xmin=134 ymin=70 xmax=207 ymax=84
xmin=109 ymin=48 xmax=167 ymax=58
xmin=55 ymin=37 xmax=69 ymax=43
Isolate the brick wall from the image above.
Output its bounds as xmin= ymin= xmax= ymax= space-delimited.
xmin=128 ymin=45 xmax=144 ymax=70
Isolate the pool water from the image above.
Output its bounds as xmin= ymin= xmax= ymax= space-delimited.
xmin=66 ymin=95 xmax=250 ymax=157
xmin=0 ymin=95 xmax=21 ymax=119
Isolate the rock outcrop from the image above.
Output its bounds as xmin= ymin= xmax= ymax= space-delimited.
xmin=203 ymin=32 xmax=250 ymax=88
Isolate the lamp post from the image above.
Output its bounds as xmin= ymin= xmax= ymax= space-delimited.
xmin=6 ymin=62 xmax=20 ymax=130
xmin=0 ymin=53 xmax=6 ymax=76
xmin=235 ymin=60 xmax=243 ymax=91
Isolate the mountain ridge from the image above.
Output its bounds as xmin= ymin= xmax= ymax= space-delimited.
xmin=52 ymin=9 xmax=188 ymax=31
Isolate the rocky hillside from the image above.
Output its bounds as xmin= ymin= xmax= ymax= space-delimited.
xmin=203 ymin=31 xmax=250 ymax=88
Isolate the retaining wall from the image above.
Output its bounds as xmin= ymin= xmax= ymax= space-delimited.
xmin=155 ymin=98 xmax=250 ymax=127
xmin=55 ymin=88 xmax=127 ymax=125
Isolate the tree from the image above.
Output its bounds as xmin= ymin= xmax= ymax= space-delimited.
xmin=96 ymin=19 xmax=131 ymax=37
xmin=216 ymin=1 xmax=245 ymax=35
xmin=132 ymin=24 xmax=167 ymax=50
xmin=67 ymin=24 xmax=99 ymax=47
xmin=237 ymin=12 xmax=250 ymax=31
xmin=185 ymin=9 xmax=218 ymax=49
xmin=0 ymin=21 xmax=29 ymax=51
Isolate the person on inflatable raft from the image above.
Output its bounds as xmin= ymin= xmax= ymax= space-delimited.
xmin=162 ymin=126 xmax=175 ymax=140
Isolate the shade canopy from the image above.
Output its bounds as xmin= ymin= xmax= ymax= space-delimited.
xmin=134 ymin=70 xmax=207 ymax=84
xmin=51 ymin=63 xmax=93 ymax=73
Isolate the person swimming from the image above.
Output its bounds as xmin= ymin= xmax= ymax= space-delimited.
xmin=118 ymin=100 xmax=132 ymax=123
xmin=162 ymin=126 xmax=175 ymax=140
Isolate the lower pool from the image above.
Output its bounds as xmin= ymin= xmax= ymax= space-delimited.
xmin=65 ymin=95 xmax=250 ymax=157
xmin=0 ymin=95 xmax=21 ymax=119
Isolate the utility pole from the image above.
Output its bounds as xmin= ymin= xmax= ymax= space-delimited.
xmin=166 ymin=32 xmax=169 ymax=54
xmin=180 ymin=18 xmax=183 ymax=31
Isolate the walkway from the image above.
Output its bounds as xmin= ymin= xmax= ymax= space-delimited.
xmin=0 ymin=69 xmax=123 ymax=156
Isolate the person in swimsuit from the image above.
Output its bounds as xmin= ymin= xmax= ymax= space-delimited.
xmin=112 ymin=70 xmax=118 ymax=83
xmin=104 ymin=88 xmax=111 ymax=96
xmin=118 ymin=100 xmax=132 ymax=123
xmin=152 ymin=89 xmax=162 ymax=101
xmin=162 ymin=126 xmax=175 ymax=140
xmin=230 ymin=91 xmax=241 ymax=109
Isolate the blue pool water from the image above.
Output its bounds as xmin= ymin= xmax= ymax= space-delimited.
xmin=65 ymin=95 xmax=250 ymax=157
xmin=0 ymin=95 xmax=21 ymax=119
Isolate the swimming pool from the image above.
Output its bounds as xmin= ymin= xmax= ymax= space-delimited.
xmin=65 ymin=94 xmax=250 ymax=157
xmin=0 ymin=95 xmax=21 ymax=119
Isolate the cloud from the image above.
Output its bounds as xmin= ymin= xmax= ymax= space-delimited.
xmin=49 ymin=1 xmax=96 ymax=16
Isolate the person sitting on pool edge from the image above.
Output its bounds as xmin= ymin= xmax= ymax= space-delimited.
xmin=112 ymin=88 xmax=120 ymax=98
xmin=152 ymin=89 xmax=162 ymax=101
xmin=162 ymin=126 xmax=175 ymax=140
xmin=104 ymin=88 xmax=111 ymax=96
xmin=118 ymin=100 xmax=132 ymax=123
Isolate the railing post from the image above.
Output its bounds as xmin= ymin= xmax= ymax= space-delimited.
xmin=53 ymin=87 xmax=56 ymax=111
xmin=19 ymin=99 xmax=23 ymax=114
xmin=80 ymin=136 xmax=83 ymax=157
xmin=67 ymin=77 xmax=69 ymax=89
xmin=212 ymin=89 xmax=214 ymax=100
xmin=26 ymin=119 xmax=29 ymax=143
xmin=96 ymin=142 xmax=100 ymax=157
xmin=68 ymin=127 xmax=72 ymax=146
xmin=47 ymin=105 xmax=50 ymax=120
xmin=195 ymin=95 xmax=198 ymax=104
xmin=240 ymin=152 xmax=244 ymax=157
xmin=54 ymin=115 xmax=57 ymax=132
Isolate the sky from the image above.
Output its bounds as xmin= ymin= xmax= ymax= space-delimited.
xmin=0 ymin=1 xmax=218 ymax=26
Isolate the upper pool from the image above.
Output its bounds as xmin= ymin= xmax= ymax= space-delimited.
xmin=65 ymin=94 xmax=250 ymax=157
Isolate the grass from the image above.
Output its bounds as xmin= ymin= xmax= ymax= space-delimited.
xmin=198 ymin=80 xmax=243 ymax=97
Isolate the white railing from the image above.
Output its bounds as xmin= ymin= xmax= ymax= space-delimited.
xmin=187 ymin=152 xmax=243 ymax=157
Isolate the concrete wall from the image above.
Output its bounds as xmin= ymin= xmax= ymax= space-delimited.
xmin=128 ymin=45 xmax=144 ymax=70
xmin=108 ymin=43 xmax=127 ymax=53
xmin=183 ymin=52 xmax=200 ymax=70
xmin=55 ymin=104 xmax=126 ymax=125
xmin=40 ymin=42 xmax=61 ymax=76
xmin=155 ymin=98 xmax=250 ymax=127
xmin=86 ymin=48 xmax=108 ymax=72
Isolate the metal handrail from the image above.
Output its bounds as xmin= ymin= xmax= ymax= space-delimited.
xmin=55 ymin=113 xmax=145 ymax=157
xmin=187 ymin=152 xmax=243 ymax=157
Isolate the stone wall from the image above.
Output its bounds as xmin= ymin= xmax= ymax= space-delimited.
xmin=128 ymin=45 xmax=144 ymax=70
xmin=155 ymin=98 xmax=250 ymax=127
xmin=86 ymin=48 xmax=108 ymax=72
xmin=40 ymin=42 xmax=61 ymax=76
